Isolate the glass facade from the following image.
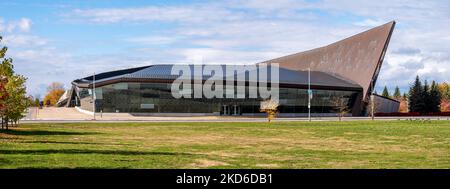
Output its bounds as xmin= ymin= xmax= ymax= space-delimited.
xmin=76 ymin=82 xmax=361 ymax=115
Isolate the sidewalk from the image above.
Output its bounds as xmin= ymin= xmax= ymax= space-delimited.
xmin=21 ymin=107 xmax=450 ymax=123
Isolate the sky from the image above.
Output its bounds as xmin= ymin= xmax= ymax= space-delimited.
xmin=0 ymin=0 xmax=449 ymax=98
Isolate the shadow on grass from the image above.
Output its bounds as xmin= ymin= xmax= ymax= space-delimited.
xmin=18 ymin=141 xmax=129 ymax=145
xmin=0 ymin=149 xmax=193 ymax=156
xmin=0 ymin=158 xmax=10 ymax=164
xmin=17 ymin=166 xmax=134 ymax=169
xmin=0 ymin=129 xmax=98 ymax=136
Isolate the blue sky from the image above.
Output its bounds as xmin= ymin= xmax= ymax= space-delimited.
xmin=1 ymin=0 xmax=449 ymax=98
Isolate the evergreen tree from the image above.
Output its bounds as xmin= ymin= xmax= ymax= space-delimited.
xmin=429 ymin=81 xmax=441 ymax=112
xmin=408 ymin=75 xmax=426 ymax=113
xmin=382 ymin=86 xmax=390 ymax=98
xmin=393 ymin=86 xmax=401 ymax=100
xmin=423 ymin=80 xmax=431 ymax=112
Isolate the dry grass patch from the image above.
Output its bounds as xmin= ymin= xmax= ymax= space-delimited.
xmin=190 ymin=159 xmax=230 ymax=168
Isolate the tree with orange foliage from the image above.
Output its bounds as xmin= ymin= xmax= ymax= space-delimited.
xmin=398 ymin=93 xmax=408 ymax=113
xmin=441 ymin=99 xmax=450 ymax=112
xmin=43 ymin=82 xmax=65 ymax=106
xmin=438 ymin=82 xmax=450 ymax=112
xmin=438 ymin=82 xmax=450 ymax=100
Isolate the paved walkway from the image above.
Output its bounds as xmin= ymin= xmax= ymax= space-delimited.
xmin=28 ymin=107 xmax=92 ymax=120
xmin=25 ymin=107 xmax=233 ymax=122
xmin=20 ymin=107 xmax=450 ymax=123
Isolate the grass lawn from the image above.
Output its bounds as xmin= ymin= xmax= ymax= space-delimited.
xmin=0 ymin=121 xmax=449 ymax=168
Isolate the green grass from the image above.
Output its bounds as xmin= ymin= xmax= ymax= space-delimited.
xmin=0 ymin=121 xmax=449 ymax=168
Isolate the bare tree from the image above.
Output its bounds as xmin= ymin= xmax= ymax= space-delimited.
xmin=367 ymin=95 xmax=383 ymax=120
xmin=330 ymin=96 xmax=349 ymax=121
xmin=46 ymin=82 xmax=64 ymax=92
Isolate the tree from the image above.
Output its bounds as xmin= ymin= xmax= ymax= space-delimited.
xmin=393 ymin=86 xmax=401 ymax=100
xmin=34 ymin=98 xmax=40 ymax=107
xmin=437 ymin=83 xmax=450 ymax=112
xmin=4 ymin=75 xmax=30 ymax=126
xmin=408 ymin=75 xmax=426 ymax=113
xmin=43 ymin=82 xmax=65 ymax=106
xmin=330 ymin=96 xmax=349 ymax=121
xmin=438 ymin=82 xmax=450 ymax=100
xmin=422 ymin=80 xmax=431 ymax=112
xmin=429 ymin=81 xmax=441 ymax=113
xmin=260 ymin=98 xmax=279 ymax=123
xmin=0 ymin=36 xmax=30 ymax=129
xmin=441 ymin=100 xmax=450 ymax=112
xmin=26 ymin=95 xmax=39 ymax=107
xmin=399 ymin=93 xmax=409 ymax=112
xmin=407 ymin=77 xmax=444 ymax=114
xmin=382 ymin=86 xmax=390 ymax=98
xmin=47 ymin=82 xmax=64 ymax=92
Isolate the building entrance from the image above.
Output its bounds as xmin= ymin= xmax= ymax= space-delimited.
xmin=221 ymin=104 xmax=241 ymax=116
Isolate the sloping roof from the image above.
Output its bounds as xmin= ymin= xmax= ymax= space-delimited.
xmin=72 ymin=65 xmax=151 ymax=85
xmin=259 ymin=21 xmax=396 ymax=101
xmin=72 ymin=64 xmax=361 ymax=90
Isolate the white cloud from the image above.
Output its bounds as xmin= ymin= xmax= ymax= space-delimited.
xmin=0 ymin=18 xmax=4 ymax=32
xmin=179 ymin=48 xmax=283 ymax=64
xmin=66 ymin=1 xmax=450 ymax=93
xmin=2 ymin=35 xmax=47 ymax=47
xmin=6 ymin=1 xmax=450 ymax=96
xmin=67 ymin=5 xmax=242 ymax=24
xmin=354 ymin=19 xmax=386 ymax=27
xmin=0 ymin=18 xmax=32 ymax=33
xmin=15 ymin=18 xmax=31 ymax=32
xmin=126 ymin=36 xmax=177 ymax=45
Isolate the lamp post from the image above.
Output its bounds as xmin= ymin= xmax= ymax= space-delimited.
xmin=370 ymin=80 xmax=375 ymax=121
xmin=308 ymin=68 xmax=312 ymax=122
xmin=92 ymin=72 xmax=96 ymax=120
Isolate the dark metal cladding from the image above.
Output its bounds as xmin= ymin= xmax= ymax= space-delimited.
xmin=259 ymin=21 xmax=396 ymax=103
xmin=73 ymin=64 xmax=362 ymax=91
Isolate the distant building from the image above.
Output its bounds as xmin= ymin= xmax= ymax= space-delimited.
xmin=60 ymin=21 xmax=396 ymax=116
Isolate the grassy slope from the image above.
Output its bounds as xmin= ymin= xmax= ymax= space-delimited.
xmin=0 ymin=121 xmax=449 ymax=168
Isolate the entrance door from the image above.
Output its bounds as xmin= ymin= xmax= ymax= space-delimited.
xmin=221 ymin=105 xmax=229 ymax=115
xmin=232 ymin=105 xmax=240 ymax=115
xmin=222 ymin=104 xmax=241 ymax=116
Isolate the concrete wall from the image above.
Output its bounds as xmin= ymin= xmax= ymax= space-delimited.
xmin=369 ymin=95 xmax=400 ymax=113
xmin=79 ymin=97 xmax=94 ymax=112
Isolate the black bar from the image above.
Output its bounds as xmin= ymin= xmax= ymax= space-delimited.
xmin=1 ymin=169 xmax=448 ymax=188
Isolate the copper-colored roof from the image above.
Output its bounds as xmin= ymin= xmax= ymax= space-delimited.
xmin=259 ymin=21 xmax=396 ymax=102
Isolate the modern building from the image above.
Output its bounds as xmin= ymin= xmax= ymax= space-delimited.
xmin=60 ymin=21 xmax=397 ymax=116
